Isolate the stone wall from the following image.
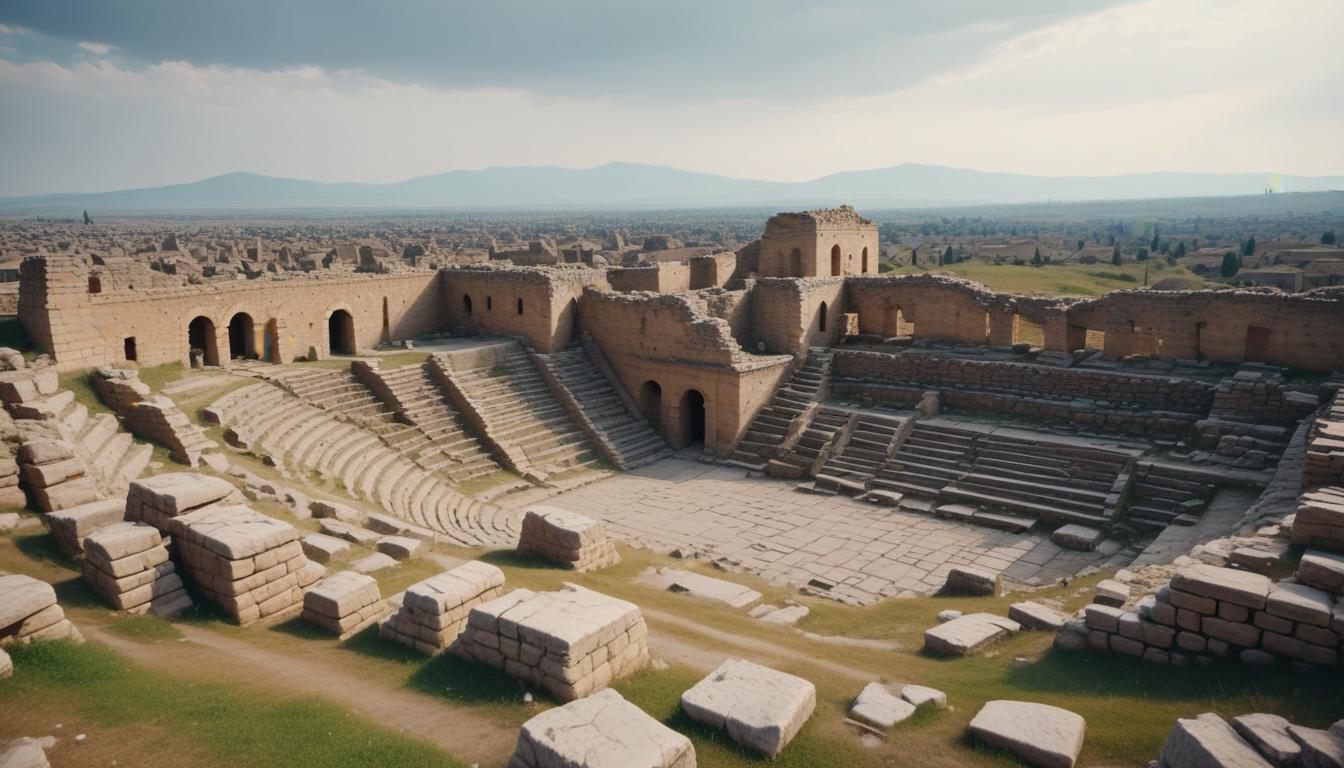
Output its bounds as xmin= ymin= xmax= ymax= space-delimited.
xmin=608 ymin=263 xmax=690 ymax=294
xmin=19 ymin=255 xmax=444 ymax=371
xmin=1303 ymin=392 xmax=1344 ymax=489
xmin=440 ymin=265 xmax=608 ymax=353
xmin=750 ymin=277 xmax=848 ymax=357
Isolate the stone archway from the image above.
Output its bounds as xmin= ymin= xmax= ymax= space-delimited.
xmin=639 ymin=380 xmax=662 ymax=433
xmin=188 ymin=316 xmax=219 ymax=367
xmin=681 ymin=388 xmax=706 ymax=446
xmin=328 ymin=309 xmax=355 ymax=356
xmin=831 ymin=244 xmax=842 ymax=276
xmin=227 ymin=312 xmax=255 ymax=360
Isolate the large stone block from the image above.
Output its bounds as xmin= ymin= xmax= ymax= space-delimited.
xmin=848 ymin=682 xmax=916 ymax=729
xmin=516 ymin=506 xmax=619 ymax=572
xmin=508 ymin=688 xmax=695 ymax=768
xmin=944 ymin=565 xmax=1001 ymax=596
xmin=1170 ymin=564 xmax=1272 ymax=610
xmin=924 ymin=613 xmax=1020 ymax=656
xmin=680 ymin=659 xmax=815 ymax=758
xmin=1159 ymin=713 xmax=1273 ymax=768
xmin=968 ymin=700 xmax=1086 ymax=768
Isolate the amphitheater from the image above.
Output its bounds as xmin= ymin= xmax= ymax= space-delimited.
xmin=5 ymin=206 xmax=1344 ymax=767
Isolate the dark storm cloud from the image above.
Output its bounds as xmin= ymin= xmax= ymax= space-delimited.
xmin=0 ymin=0 xmax=1134 ymax=97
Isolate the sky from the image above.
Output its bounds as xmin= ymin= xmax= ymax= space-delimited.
xmin=0 ymin=0 xmax=1341 ymax=195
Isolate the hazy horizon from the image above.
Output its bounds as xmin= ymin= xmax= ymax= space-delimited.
xmin=1 ymin=0 xmax=1342 ymax=196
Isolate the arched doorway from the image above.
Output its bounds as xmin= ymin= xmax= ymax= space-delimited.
xmin=187 ymin=316 xmax=219 ymax=367
xmin=264 ymin=319 xmax=281 ymax=362
xmin=819 ymin=301 xmax=828 ymax=333
xmin=227 ymin=312 xmax=255 ymax=360
xmin=638 ymin=380 xmax=662 ymax=432
xmin=862 ymin=247 xmax=869 ymax=273
xmin=681 ymin=389 xmax=706 ymax=446
xmin=463 ymin=294 xmax=473 ymax=315
xmin=328 ymin=309 xmax=355 ymax=356
xmin=831 ymin=244 xmax=842 ymax=276
xmin=789 ymin=247 xmax=803 ymax=276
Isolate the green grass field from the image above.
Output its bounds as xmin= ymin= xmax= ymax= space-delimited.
xmin=887 ymin=260 xmax=1211 ymax=297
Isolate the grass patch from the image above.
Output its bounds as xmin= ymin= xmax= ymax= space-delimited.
xmin=0 ymin=641 xmax=466 ymax=768
xmin=378 ymin=351 xmax=431 ymax=368
xmin=104 ymin=613 xmax=184 ymax=642
xmin=139 ymin=361 xmax=185 ymax=391
xmin=57 ymin=369 xmax=115 ymax=417
xmin=888 ymin=261 xmax=1205 ymax=297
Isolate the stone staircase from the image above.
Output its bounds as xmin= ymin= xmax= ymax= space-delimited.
xmin=813 ymin=412 xmax=909 ymax=494
xmin=71 ymin=406 xmax=153 ymax=495
xmin=1124 ymin=461 xmax=1220 ymax=532
xmin=768 ymin=406 xmax=850 ymax=477
xmin=535 ymin=345 xmax=669 ymax=470
xmin=267 ymin=368 xmax=390 ymax=422
xmin=208 ymin=382 xmax=519 ymax=547
xmin=727 ymin=347 xmax=834 ymax=469
xmin=357 ymin=362 xmax=500 ymax=483
xmin=871 ymin=421 xmax=1135 ymax=530
xmin=430 ymin=344 xmax=605 ymax=483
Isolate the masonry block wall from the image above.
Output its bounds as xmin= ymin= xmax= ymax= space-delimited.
xmin=19 ymin=255 xmax=443 ymax=371
xmin=757 ymin=206 xmax=879 ymax=278
xmin=749 ymin=278 xmax=846 ymax=357
xmin=608 ymin=263 xmax=691 ymax=294
xmin=440 ymin=266 xmax=608 ymax=353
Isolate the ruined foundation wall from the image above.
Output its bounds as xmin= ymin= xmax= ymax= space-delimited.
xmin=749 ymin=278 xmax=848 ymax=357
xmin=608 ymin=263 xmax=691 ymax=294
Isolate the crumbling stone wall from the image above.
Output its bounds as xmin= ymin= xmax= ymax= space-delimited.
xmin=608 ymin=263 xmax=690 ymax=293
xmin=689 ymin=252 xmax=737 ymax=289
xmin=749 ymin=277 xmax=846 ymax=357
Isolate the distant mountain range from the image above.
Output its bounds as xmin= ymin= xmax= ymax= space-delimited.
xmin=2 ymin=162 xmax=1342 ymax=213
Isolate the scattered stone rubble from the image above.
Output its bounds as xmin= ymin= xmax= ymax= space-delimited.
xmin=302 ymin=570 xmax=387 ymax=639
xmin=516 ymin=506 xmax=619 ymax=571
xmin=1153 ymin=711 xmax=1344 ymax=768
xmin=168 ymin=503 xmax=322 ymax=625
xmin=680 ymin=658 xmax=816 ymax=758
xmin=456 ymin=583 xmax=649 ymax=701
xmin=507 ymin=688 xmax=696 ymax=768
xmin=378 ymin=561 xmax=505 ymax=655
xmin=81 ymin=521 xmax=192 ymax=617
xmin=0 ymin=573 xmax=82 ymax=645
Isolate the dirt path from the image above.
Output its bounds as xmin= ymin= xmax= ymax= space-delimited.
xmin=643 ymin=607 xmax=881 ymax=683
xmin=89 ymin=624 xmax=517 ymax=768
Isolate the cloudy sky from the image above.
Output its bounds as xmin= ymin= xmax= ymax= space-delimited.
xmin=0 ymin=0 xmax=1340 ymax=195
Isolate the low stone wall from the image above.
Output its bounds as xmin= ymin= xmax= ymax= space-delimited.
xmin=834 ymin=349 xmax=1216 ymax=412
xmin=16 ymin=435 xmax=99 ymax=512
xmin=302 ymin=570 xmax=386 ymax=640
xmin=168 ymin=504 xmax=322 ymax=625
xmin=378 ymin=561 xmax=505 ymax=654
xmin=45 ymin=497 xmax=124 ymax=558
xmin=82 ymin=521 xmax=192 ymax=617
xmin=91 ymin=367 xmax=218 ymax=466
xmin=1060 ymin=561 xmax=1340 ymax=667
xmin=456 ymin=584 xmax=649 ymax=701
xmin=1291 ymin=486 xmax=1344 ymax=550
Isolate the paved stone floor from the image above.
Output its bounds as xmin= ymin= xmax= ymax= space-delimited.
xmin=550 ymin=458 xmax=1109 ymax=605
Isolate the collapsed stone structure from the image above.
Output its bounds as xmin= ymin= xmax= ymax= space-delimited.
xmin=81 ymin=521 xmax=192 ymax=617
xmin=302 ymin=570 xmax=387 ymax=640
xmin=0 ymin=573 xmax=82 ymax=645
xmin=455 ymin=583 xmax=649 ymax=701
xmin=516 ymin=507 xmax=619 ymax=571
xmin=378 ymin=560 xmax=505 ymax=654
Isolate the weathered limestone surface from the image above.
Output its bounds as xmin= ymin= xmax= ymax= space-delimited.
xmin=82 ymin=521 xmax=192 ymax=617
xmin=517 ymin=506 xmax=619 ymax=572
xmin=379 ymin=561 xmax=505 ymax=655
xmin=924 ymin=613 xmax=1020 ymax=656
xmin=0 ymin=573 xmax=82 ymax=645
xmin=680 ymin=659 xmax=815 ymax=758
xmin=0 ymin=736 xmax=56 ymax=768
xmin=0 ymin=648 xmax=10 ymax=679
xmin=848 ymin=682 xmax=915 ymax=729
xmin=641 ymin=567 xmax=761 ymax=609
xmin=1159 ymin=713 xmax=1274 ymax=768
xmin=1009 ymin=601 xmax=1068 ymax=631
xmin=507 ymin=688 xmax=696 ymax=768
xmin=456 ymin=584 xmax=649 ymax=701
xmin=302 ymin=570 xmax=386 ymax=639
xmin=1231 ymin=713 xmax=1301 ymax=766
xmin=1052 ymin=524 xmax=1105 ymax=551
xmin=126 ymin=472 xmax=242 ymax=533
xmin=968 ymin=700 xmax=1086 ymax=768
xmin=168 ymin=504 xmax=321 ymax=625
